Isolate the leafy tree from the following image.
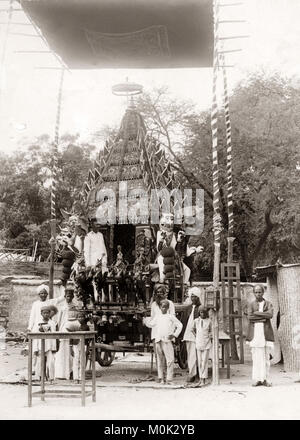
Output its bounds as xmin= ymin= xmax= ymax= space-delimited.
xmin=136 ymin=73 xmax=300 ymax=279
xmin=55 ymin=133 xmax=96 ymax=212
xmin=1 ymin=72 xmax=299 ymax=275
xmin=0 ymin=135 xmax=95 ymax=260
xmin=227 ymin=72 xmax=300 ymax=277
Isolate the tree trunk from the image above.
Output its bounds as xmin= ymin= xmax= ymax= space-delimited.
xmin=237 ymin=239 xmax=253 ymax=281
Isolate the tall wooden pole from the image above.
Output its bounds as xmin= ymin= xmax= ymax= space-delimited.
xmin=211 ymin=0 xmax=221 ymax=385
xmin=220 ymin=49 xmax=239 ymax=360
xmin=49 ymin=68 xmax=65 ymax=298
xmin=49 ymin=220 xmax=56 ymax=299
xmin=227 ymin=236 xmax=238 ymax=358
xmin=220 ymin=51 xmax=234 ymax=239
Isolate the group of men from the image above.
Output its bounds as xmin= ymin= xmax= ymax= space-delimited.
xmin=185 ymin=284 xmax=274 ymax=387
xmin=27 ymin=284 xmax=83 ymax=381
xmin=145 ymin=284 xmax=212 ymax=386
xmin=147 ymin=283 xmax=275 ymax=387
xmin=27 ymin=281 xmax=275 ymax=387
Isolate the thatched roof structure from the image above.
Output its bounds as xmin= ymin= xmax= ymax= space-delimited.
xmin=83 ymin=104 xmax=177 ymax=221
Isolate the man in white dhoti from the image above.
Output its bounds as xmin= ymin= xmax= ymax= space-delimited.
xmin=84 ymin=218 xmax=108 ymax=272
xmin=27 ymin=284 xmax=65 ymax=332
xmin=27 ymin=284 xmax=65 ymax=375
xmin=179 ymin=286 xmax=202 ymax=383
xmin=32 ymin=305 xmax=57 ymax=383
xmin=84 ymin=217 xmax=108 ymax=302
xmin=54 ymin=287 xmax=77 ymax=379
xmin=247 ymin=284 xmax=274 ymax=387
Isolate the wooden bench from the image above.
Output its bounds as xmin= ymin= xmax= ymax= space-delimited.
xmin=27 ymin=331 xmax=96 ymax=407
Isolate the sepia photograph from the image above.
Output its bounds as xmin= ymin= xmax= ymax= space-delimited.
xmin=0 ymin=0 xmax=299 ymax=425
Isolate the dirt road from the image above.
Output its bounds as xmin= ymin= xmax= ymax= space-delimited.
xmin=1 ymin=345 xmax=300 ymax=420
xmin=1 ymin=378 xmax=300 ymax=420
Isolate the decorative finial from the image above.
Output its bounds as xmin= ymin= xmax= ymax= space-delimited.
xmin=112 ymin=80 xmax=143 ymax=97
xmin=112 ymin=80 xmax=143 ymax=108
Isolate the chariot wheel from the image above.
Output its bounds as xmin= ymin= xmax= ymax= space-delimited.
xmin=85 ymin=341 xmax=115 ymax=368
xmin=96 ymin=349 xmax=115 ymax=367
xmin=177 ymin=340 xmax=188 ymax=369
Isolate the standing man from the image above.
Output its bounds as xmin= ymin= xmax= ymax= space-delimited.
xmin=144 ymin=299 xmax=182 ymax=385
xmin=247 ymin=284 xmax=274 ymax=387
xmin=144 ymin=284 xmax=175 ymax=383
xmin=28 ymin=284 xmax=49 ymax=333
xmin=179 ymin=286 xmax=202 ymax=383
xmin=84 ymin=217 xmax=108 ymax=302
xmin=55 ymin=286 xmax=77 ymax=380
xmin=27 ymin=284 xmax=65 ymax=375
xmin=84 ymin=217 xmax=107 ymax=273
xmin=27 ymin=284 xmax=65 ymax=333
xmin=148 ymin=284 xmax=175 ymax=342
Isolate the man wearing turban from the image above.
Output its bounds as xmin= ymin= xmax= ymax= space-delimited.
xmin=27 ymin=284 xmax=65 ymax=333
xmin=27 ymin=284 xmax=65 ymax=375
xmin=179 ymin=286 xmax=202 ymax=383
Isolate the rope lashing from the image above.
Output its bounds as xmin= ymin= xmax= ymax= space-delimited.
xmin=211 ymin=0 xmax=221 ymax=245
xmin=50 ymin=68 xmax=65 ymax=221
xmin=220 ymin=49 xmax=234 ymax=236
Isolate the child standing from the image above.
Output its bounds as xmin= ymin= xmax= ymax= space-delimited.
xmin=32 ymin=305 xmax=57 ymax=383
xmin=144 ymin=299 xmax=182 ymax=385
xmin=65 ymin=311 xmax=89 ymax=383
xmin=48 ymin=305 xmax=59 ymax=328
xmin=192 ymin=306 xmax=212 ymax=387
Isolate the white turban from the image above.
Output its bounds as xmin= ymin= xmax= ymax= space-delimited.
xmin=37 ymin=284 xmax=49 ymax=295
xmin=188 ymin=286 xmax=201 ymax=299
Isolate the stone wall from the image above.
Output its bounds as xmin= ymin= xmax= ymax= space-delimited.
xmin=0 ymin=261 xmax=62 ymax=279
xmin=9 ymin=279 xmax=64 ymax=332
xmin=2 ymin=269 xmax=263 ymax=333
xmin=0 ymin=262 xmax=62 ymax=328
xmin=0 ymin=278 xmax=10 ymax=327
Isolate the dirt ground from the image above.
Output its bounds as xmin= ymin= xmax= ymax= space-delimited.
xmin=1 ymin=343 xmax=300 ymax=420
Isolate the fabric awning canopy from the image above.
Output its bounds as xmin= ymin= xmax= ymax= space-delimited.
xmin=19 ymin=0 xmax=213 ymax=69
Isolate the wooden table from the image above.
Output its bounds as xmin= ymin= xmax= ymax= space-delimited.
xmin=219 ymin=331 xmax=231 ymax=379
xmin=27 ymin=331 xmax=96 ymax=407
